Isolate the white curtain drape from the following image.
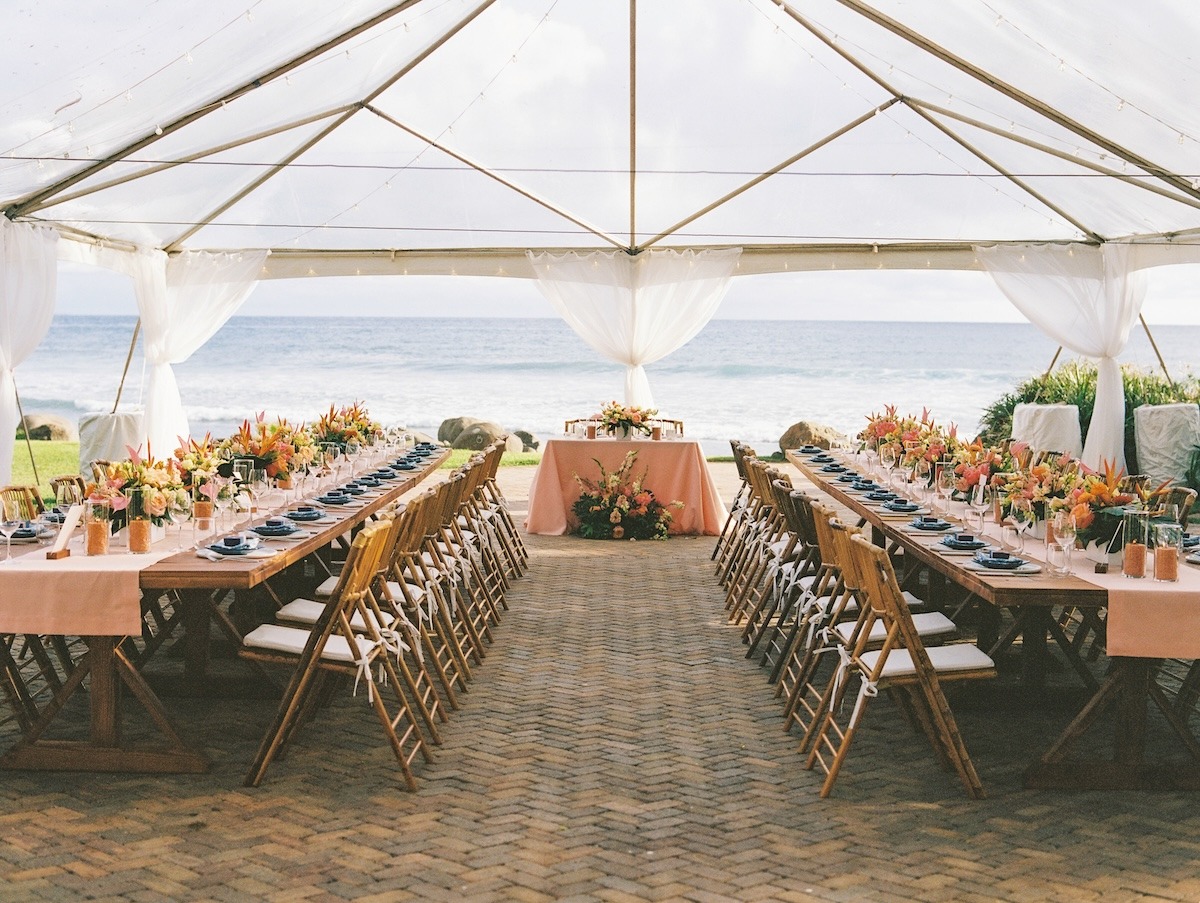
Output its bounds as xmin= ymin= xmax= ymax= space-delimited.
xmin=0 ymin=219 xmax=58 ymax=484
xmin=527 ymin=248 xmax=741 ymax=407
xmin=131 ymin=248 xmax=268 ymax=457
xmin=977 ymin=242 xmax=1146 ymax=471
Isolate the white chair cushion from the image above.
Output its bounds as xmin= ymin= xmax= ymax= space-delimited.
xmin=385 ymin=580 xmax=426 ymax=601
xmin=833 ymin=611 xmax=956 ymax=646
xmin=1011 ymin=403 xmax=1083 ymax=458
xmin=1134 ymin=403 xmax=1200 ymax=486
xmin=859 ymin=643 xmax=993 ymax=680
xmin=243 ymin=623 xmax=375 ymax=663
xmin=276 ymin=598 xmax=394 ymax=632
xmin=313 ymin=574 xmax=339 ymax=598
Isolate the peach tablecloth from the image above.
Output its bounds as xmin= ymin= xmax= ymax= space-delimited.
xmin=526 ymin=438 xmax=728 ymax=536
xmin=1089 ymin=564 xmax=1200 ymax=659
xmin=0 ymin=538 xmax=177 ymax=636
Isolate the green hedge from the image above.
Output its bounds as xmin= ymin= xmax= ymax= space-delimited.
xmin=977 ymin=360 xmax=1200 ymax=474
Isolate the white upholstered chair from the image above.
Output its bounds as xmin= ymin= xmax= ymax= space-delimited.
xmin=1011 ymin=403 xmax=1083 ymax=459
xmin=1133 ymin=403 xmax=1200 ymax=486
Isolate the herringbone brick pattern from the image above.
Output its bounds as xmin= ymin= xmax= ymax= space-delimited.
xmin=2 ymin=464 xmax=1200 ymax=901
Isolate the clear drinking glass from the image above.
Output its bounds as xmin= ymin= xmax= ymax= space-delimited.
xmin=0 ymin=498 xmax=20 ymax=564
xmin=968 ymin=484 xmax=992 ymax=533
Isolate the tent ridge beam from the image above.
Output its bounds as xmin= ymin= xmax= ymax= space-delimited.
xmin=828 ymin=0 xmax=1200 ymax=205
xmin=22 ymin=105 xmax=358 ymax=216
xmin=363 ymin=104 xmax=626 ymax=250
xmin=909 ymin=99 xmax=1200 ymax=213
xmin=901 ymin=99 xmax=1105 ymax=242
xmin=164 ymin=0 xmax=497 ymax=251
xmin=640 ymin=97 xmax=902 ymax=250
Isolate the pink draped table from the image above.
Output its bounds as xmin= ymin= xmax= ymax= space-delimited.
xmin=525 ymin=438 xmax=728 ymax=536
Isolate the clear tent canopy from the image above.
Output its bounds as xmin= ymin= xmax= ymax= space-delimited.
xmin=2 ymin=0 xmax=1200 ymax=476
xmin=3 ymin=0 xmax=1200 ymax=272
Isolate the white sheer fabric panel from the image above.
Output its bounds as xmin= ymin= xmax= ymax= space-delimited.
xmin=0 ymin=219 xmax=58 ymax=484
xmin=976 ymin=243 xmax=1145 ymax=471
xmin=527 ymin=248 xmax=741 ymax=407
xmin=131 ymin=248 xmax=268 ymax=457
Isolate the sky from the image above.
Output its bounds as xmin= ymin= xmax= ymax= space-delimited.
xmin=56 ymin=258 xmax=1200 ymax=324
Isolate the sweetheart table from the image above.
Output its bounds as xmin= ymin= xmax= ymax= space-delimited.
xmin=526 ymin=438 xmax=727 ymax=536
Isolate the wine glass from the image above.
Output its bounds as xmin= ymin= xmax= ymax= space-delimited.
xmin=55 ymin=480 xmax=82 ymax=513
xmin=1050 ymin=509 xmax=1077 ymax=576
xmin=1010 ymin=497 xmax=1035 ymax=553
xmin=879 ymin=445 xmax=897 ymax=488
xmin=168 ymin=488 xmax=192 ymax=550
xmin=0 ymin=498 xmax=21 ymax=564
xmin=212 ymin=477 xmax=235 ymax=532
xmin=968 ymin=483 xmax=992 ymax=533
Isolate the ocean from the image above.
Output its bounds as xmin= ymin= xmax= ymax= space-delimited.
xmin=17 ymin=316 xmax=1200 ymax=456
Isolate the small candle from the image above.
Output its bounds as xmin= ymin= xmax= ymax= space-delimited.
xmin=85 ymin=521 xmax=109 ymax=556
xmin=1154 ymin=545 xmax=1179 ymax=582
xmin=1123 ymin=541 xmax=1146 ymax=579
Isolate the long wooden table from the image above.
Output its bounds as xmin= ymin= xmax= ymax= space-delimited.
xmin=0 ymin=450 xmax=447 ymax=774
xmin=788 ymin=449 xmax=1200 ymax=790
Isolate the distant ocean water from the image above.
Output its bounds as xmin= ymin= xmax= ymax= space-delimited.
xmin=18 ymin=316 xmax=1200 ymax=456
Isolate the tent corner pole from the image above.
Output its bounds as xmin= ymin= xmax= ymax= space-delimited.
xmin=112 ymin=319 xmax=141 ymax=413
xmin=1139 ymin=314 xmax=1174 ymax=387
xmin=12 ymin=381 xmax=40 ymax=487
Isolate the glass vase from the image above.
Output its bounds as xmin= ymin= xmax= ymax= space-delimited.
xmin=125 ymin=487 xmax=153 ymax=554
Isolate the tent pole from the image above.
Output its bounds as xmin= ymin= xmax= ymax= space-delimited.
xmin=1140 ymin=314 xmax=1174 ymax=386
xmin=12 ymin=382 xmax=39 ymax=487
xmin=628 ymin=0 xmax=637 ymax=250
xmin=1042 ymin=347 xmax=1062 ymax=378
xmin=112 ymin=320 xmax=141 ymax=414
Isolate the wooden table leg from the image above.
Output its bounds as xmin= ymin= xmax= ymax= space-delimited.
xmin=1024 ymin=658 xmax=1200 ymax=790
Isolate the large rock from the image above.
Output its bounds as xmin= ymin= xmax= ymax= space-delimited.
xmin=513 ymin=429 xmax=539 ymax=452
xmin=779 ymin=421 xmax=843 ymax=454
xmin=451 ymin=421 xmax=507 ymax=451
xmin=18 ymin=413 xmax=77 ymax=441
xmin=438 ymin=417 xmax=483 ymax=445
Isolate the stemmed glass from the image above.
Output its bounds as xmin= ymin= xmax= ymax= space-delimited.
xmin=0 ymin=498 xmax=20 ymax=564
xmin=878 ymin=445 xmax=897 ymax=488
xmin=1049 ymin=509 xmax=1077 ymax=576
xmin=968 ymin=482 xmax=993 ymax=533
xmin=168 ymin=488 xmax=192 ymax=550
xmin=55 ymin=480 xmax=82 ymax=513
xmin=212 ymin=477 xmax=235 ymax=533
xmin=1011 ymin=497 xmax=1035 ymax=553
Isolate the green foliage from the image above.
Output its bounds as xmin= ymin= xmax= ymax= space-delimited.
xmin=977 ymin=360 xmax=1200 ymax=474
xmin=439 ymin=448 xmax=540 ymax=469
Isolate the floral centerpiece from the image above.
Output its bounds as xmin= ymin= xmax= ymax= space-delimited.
xmin=311 ymin=401 xmax=384 ymax=448
xmin=86 ymin=445 xmax=183 ymax=534
xmin=992 ymin=452 xmax=1079 ymax=521
xmin=173 ymin=433 xmax=223 ymax=491
xmin=572 ymin=450 xmax=682 ymax=540
xmin=221 ymin=414 xmax=313 ymax=484
xmin=860 ymin=406 xmax=960 ymax=483
xmin=1050 ymin=459 xmax=1135 ymax=553
xmin=597 ymin=400 xmax=657 ymax=438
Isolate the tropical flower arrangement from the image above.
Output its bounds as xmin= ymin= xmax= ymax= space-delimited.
xmin=992 ymin=451 xmax=1079 ymax=519
xmin=311 ymin=401 xmax=383 ymax=448
xmin=1049 ymin=459 xmax=1135 ymax=551
xmin=86 ymin=445 xmax=183 ymax=532
xmin=571 ymin=450 xmax=682 ymax=540
xmin=220 ymin=414 xmax=311 ymax=481
xmin=597 ymin=400 xmax=657 ymax=437
xmin=860 ymin=406 xmax=960 ymax=480
xmin=949 ymin=439 xmax=1011 ymax=495
xmin=173 ymin=432 xmax=224 ymax=489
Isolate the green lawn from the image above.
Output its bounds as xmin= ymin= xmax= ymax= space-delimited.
xmin=11 ymin=441 xmax=81 ymax=501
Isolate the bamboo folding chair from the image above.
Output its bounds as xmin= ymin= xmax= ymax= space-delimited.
xmin=48 ymin=474 xmax=87 ymax=505
xmin=475 ymin=440 xmax=528 ymax=577
xmin=390 ymin=489 xmax=473 ymax=704
xmin=275 ymin=507 xmax=446 ymax=746
xmin=805 ymin=533 xmax=995 ymax=799
xmin=713 ymin=441 xmax=756 ymax=570
xmin=726 ymin=461 xmax=791 ymax=627
xmin=240 ymin=521 xmax=431 ymax=790
xmin=788 ymin=517 xmax=957 ymax=749
xmin=0 ymin=485 xmax=45 ymax=520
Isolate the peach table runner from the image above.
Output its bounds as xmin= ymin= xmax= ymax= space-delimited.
xmin=525 ymin=438 xmax=728 ymax=536
xmin=1085 ymin=565 xmax=1200 ymax=659
xmin=0 ymin=537 xmax=178 ymax=636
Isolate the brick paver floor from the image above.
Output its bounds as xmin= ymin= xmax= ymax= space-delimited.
xmin=3 ymin=463 xmax=1200 ymax=901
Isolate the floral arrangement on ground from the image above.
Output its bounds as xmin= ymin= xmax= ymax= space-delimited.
xmin=572 ymin=450 xmax=682 ymax=540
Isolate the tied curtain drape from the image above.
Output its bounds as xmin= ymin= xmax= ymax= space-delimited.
xmin=527 ymin=248 xmax=741 ymax=408
xmin=131 ymin=249 xmax=267 ymax=457
xmin=0 ymin=219 xmax=58 ymax=485
xmin=977 ymin=243 xmax=1145 ymax=471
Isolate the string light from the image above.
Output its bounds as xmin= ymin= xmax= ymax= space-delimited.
xmin=185 ymin=51 xmax=193 ymax=64
xmin=154 ymin=125 xmax=163 ymax=136
xmin=1116 ymin=99 xmax=1125 ymax=111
